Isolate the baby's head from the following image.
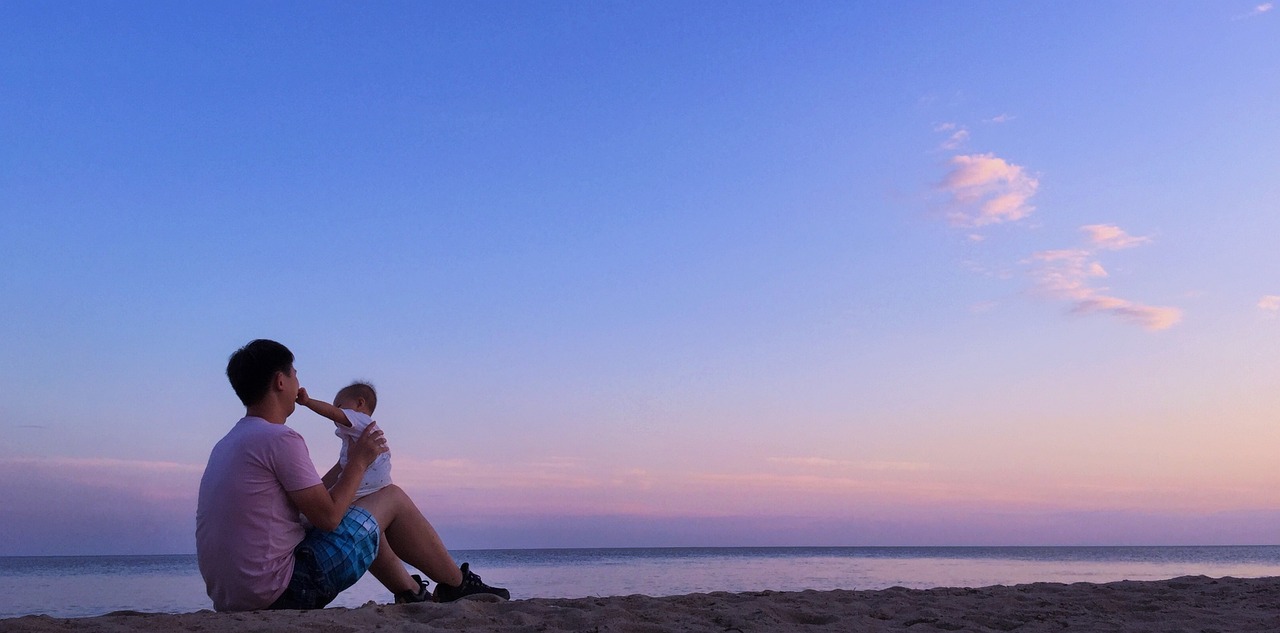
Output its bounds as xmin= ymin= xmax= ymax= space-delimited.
xmin=334 ymin=382 xmax=377 ymax=415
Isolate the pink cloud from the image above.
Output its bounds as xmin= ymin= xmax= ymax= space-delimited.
xmin=1081 ymin=224 xmax=1152 ymax=250
xmin=0 ymin=456 xmax=202 ymax=500
xmin=1075 ymin=299 xmax=1182 ymax=331
xmin=1025 ymin=241 xmax=1181 ymax=331
xmin=0 ymin=458 xmax=199 ymax=555
xmin=938 ymin=153 xmax=1039 ymax=226
xmin=766 ymin=457 xmax=932 ymax=471
xmin=1258 ymin=295 xmax=1280 ymax=314
xmin=5 ymin=452 xmax=1277 ymax=553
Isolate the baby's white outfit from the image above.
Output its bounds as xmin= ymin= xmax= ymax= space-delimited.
xmin=336 ymin=409 xmax=393 ymax=498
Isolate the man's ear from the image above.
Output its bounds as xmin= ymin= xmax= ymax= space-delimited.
xmin=273 ymin=370 xmax=287 ymax=392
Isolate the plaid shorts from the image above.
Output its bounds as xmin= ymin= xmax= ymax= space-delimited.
xmin=270 ymin=506 xmax=380 ymax=610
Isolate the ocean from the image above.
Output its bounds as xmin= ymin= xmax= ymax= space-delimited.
xmin=4 ymin=546 xmax=1280 ymax=619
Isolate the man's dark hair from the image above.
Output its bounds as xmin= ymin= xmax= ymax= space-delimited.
xmin=336 ymin=382 xmax=378 ymax=413
xmin=226 ymin=339 xmax=295 ymax=406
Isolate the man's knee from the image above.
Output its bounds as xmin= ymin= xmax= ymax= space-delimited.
xmin=353 ymin=485 xmax=407 ymax=515
xmin=370 ymin=484 xmax=406 ymax=502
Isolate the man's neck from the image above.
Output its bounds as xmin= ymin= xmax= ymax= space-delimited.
xmin=245 ymin=403 xmax=288 ymax=425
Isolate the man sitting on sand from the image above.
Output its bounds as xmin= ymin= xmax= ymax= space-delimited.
xmin=196 ymin=339 xmax=508 ymax=611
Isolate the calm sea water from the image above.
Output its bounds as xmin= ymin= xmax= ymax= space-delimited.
xmin=4 ymin=546 xmax=1280 ymax=619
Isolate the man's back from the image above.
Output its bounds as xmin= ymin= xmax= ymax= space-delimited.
xmin=195 ymin=417 xmax=321 ymax=611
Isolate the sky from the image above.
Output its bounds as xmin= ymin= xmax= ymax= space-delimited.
xmin=1 ymin=1 xmax=1278 ymax=555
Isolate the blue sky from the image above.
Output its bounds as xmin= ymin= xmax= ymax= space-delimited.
xmin=1 ymin=2 xmax=1278 ymax=555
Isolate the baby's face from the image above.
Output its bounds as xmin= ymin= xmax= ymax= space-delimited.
xmin=333 ymin=396 xmax=366 ymax=413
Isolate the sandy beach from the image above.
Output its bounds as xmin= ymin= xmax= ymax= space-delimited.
xmin=5 ymin=575 xmax=1279 ymax=632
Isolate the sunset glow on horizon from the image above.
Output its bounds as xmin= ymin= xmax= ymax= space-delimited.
xmin=1 ymin=2 xmax=1277 ymax=555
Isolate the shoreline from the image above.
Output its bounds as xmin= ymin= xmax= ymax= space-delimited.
xmin=6 ymin=575 xmax=1280 ymax=632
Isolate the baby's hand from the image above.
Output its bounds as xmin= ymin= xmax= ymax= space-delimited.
xmin=295 ymin=387 xmax=311 ymax=406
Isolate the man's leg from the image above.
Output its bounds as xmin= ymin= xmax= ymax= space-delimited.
xmin=271 ymin=507 xmax=380 ymax=610
xmin=354 ymin=485 xmax=464 ymax=588
xmin=367 ymin=539 xmax=418 ymax=594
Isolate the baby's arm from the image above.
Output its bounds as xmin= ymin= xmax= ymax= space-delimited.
xmin=296 ymin=387 xmax=352 ymax=427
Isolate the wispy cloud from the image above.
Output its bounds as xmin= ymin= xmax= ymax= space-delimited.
xmin=969 ymin=300 xmax=998 ymax=314
xmin=393 ymin=456 xmax=608 ymax=491
xmin=1024 ymin=238 xmax=1182 ymax=331
xmin=1236 ymin=2 xmax=1274 ymax=19
xmin=934 ymin=123 xmax=970 ymax=151
xmin=986 ymin=113 xmax=1015 ymax=124
xmin=767 ymin=457 xmax=933 ymax=471
xmin=940 ymin=129 xmax=969 ymax=150
xmin=0 ymin=456 xmax=203 ymax=502
xmin=0 ymin=456 xmax=202 ymax=473
xmin=1258 ymin=295 xmax=1280 ymax=315
xmin=938 ymin=153 xmax=1040 ymax=227
xmin=1080 ymin=224 xmax=1151 ymax=250
xmin=931 ymin=124 xmax=967 ymax=153
xmin=927 ymin=121 xmax=1178 ymax=331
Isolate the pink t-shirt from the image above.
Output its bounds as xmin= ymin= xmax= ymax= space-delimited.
xmin=196 ymin=417 xmax=323 ymax=611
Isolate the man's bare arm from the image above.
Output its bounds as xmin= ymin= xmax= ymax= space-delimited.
xmin=296 ymin=387 xmax=352 ymax=427
xmin=287 ymin=424 xmax=386 ymax=531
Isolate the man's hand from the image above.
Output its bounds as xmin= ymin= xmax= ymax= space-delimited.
xmin=347 ymin=422 xmax=388 ymax=470
xmin=296 ymin=387 xmax=312 ymax=406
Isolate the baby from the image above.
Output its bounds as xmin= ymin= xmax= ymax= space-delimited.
xmin=296 ymin=381 xmax=512 ymax=603
xmin=296 ymin=382 xmax=391 ymax=499
xmin=296 ymin=381 xmax=511 ymax=603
